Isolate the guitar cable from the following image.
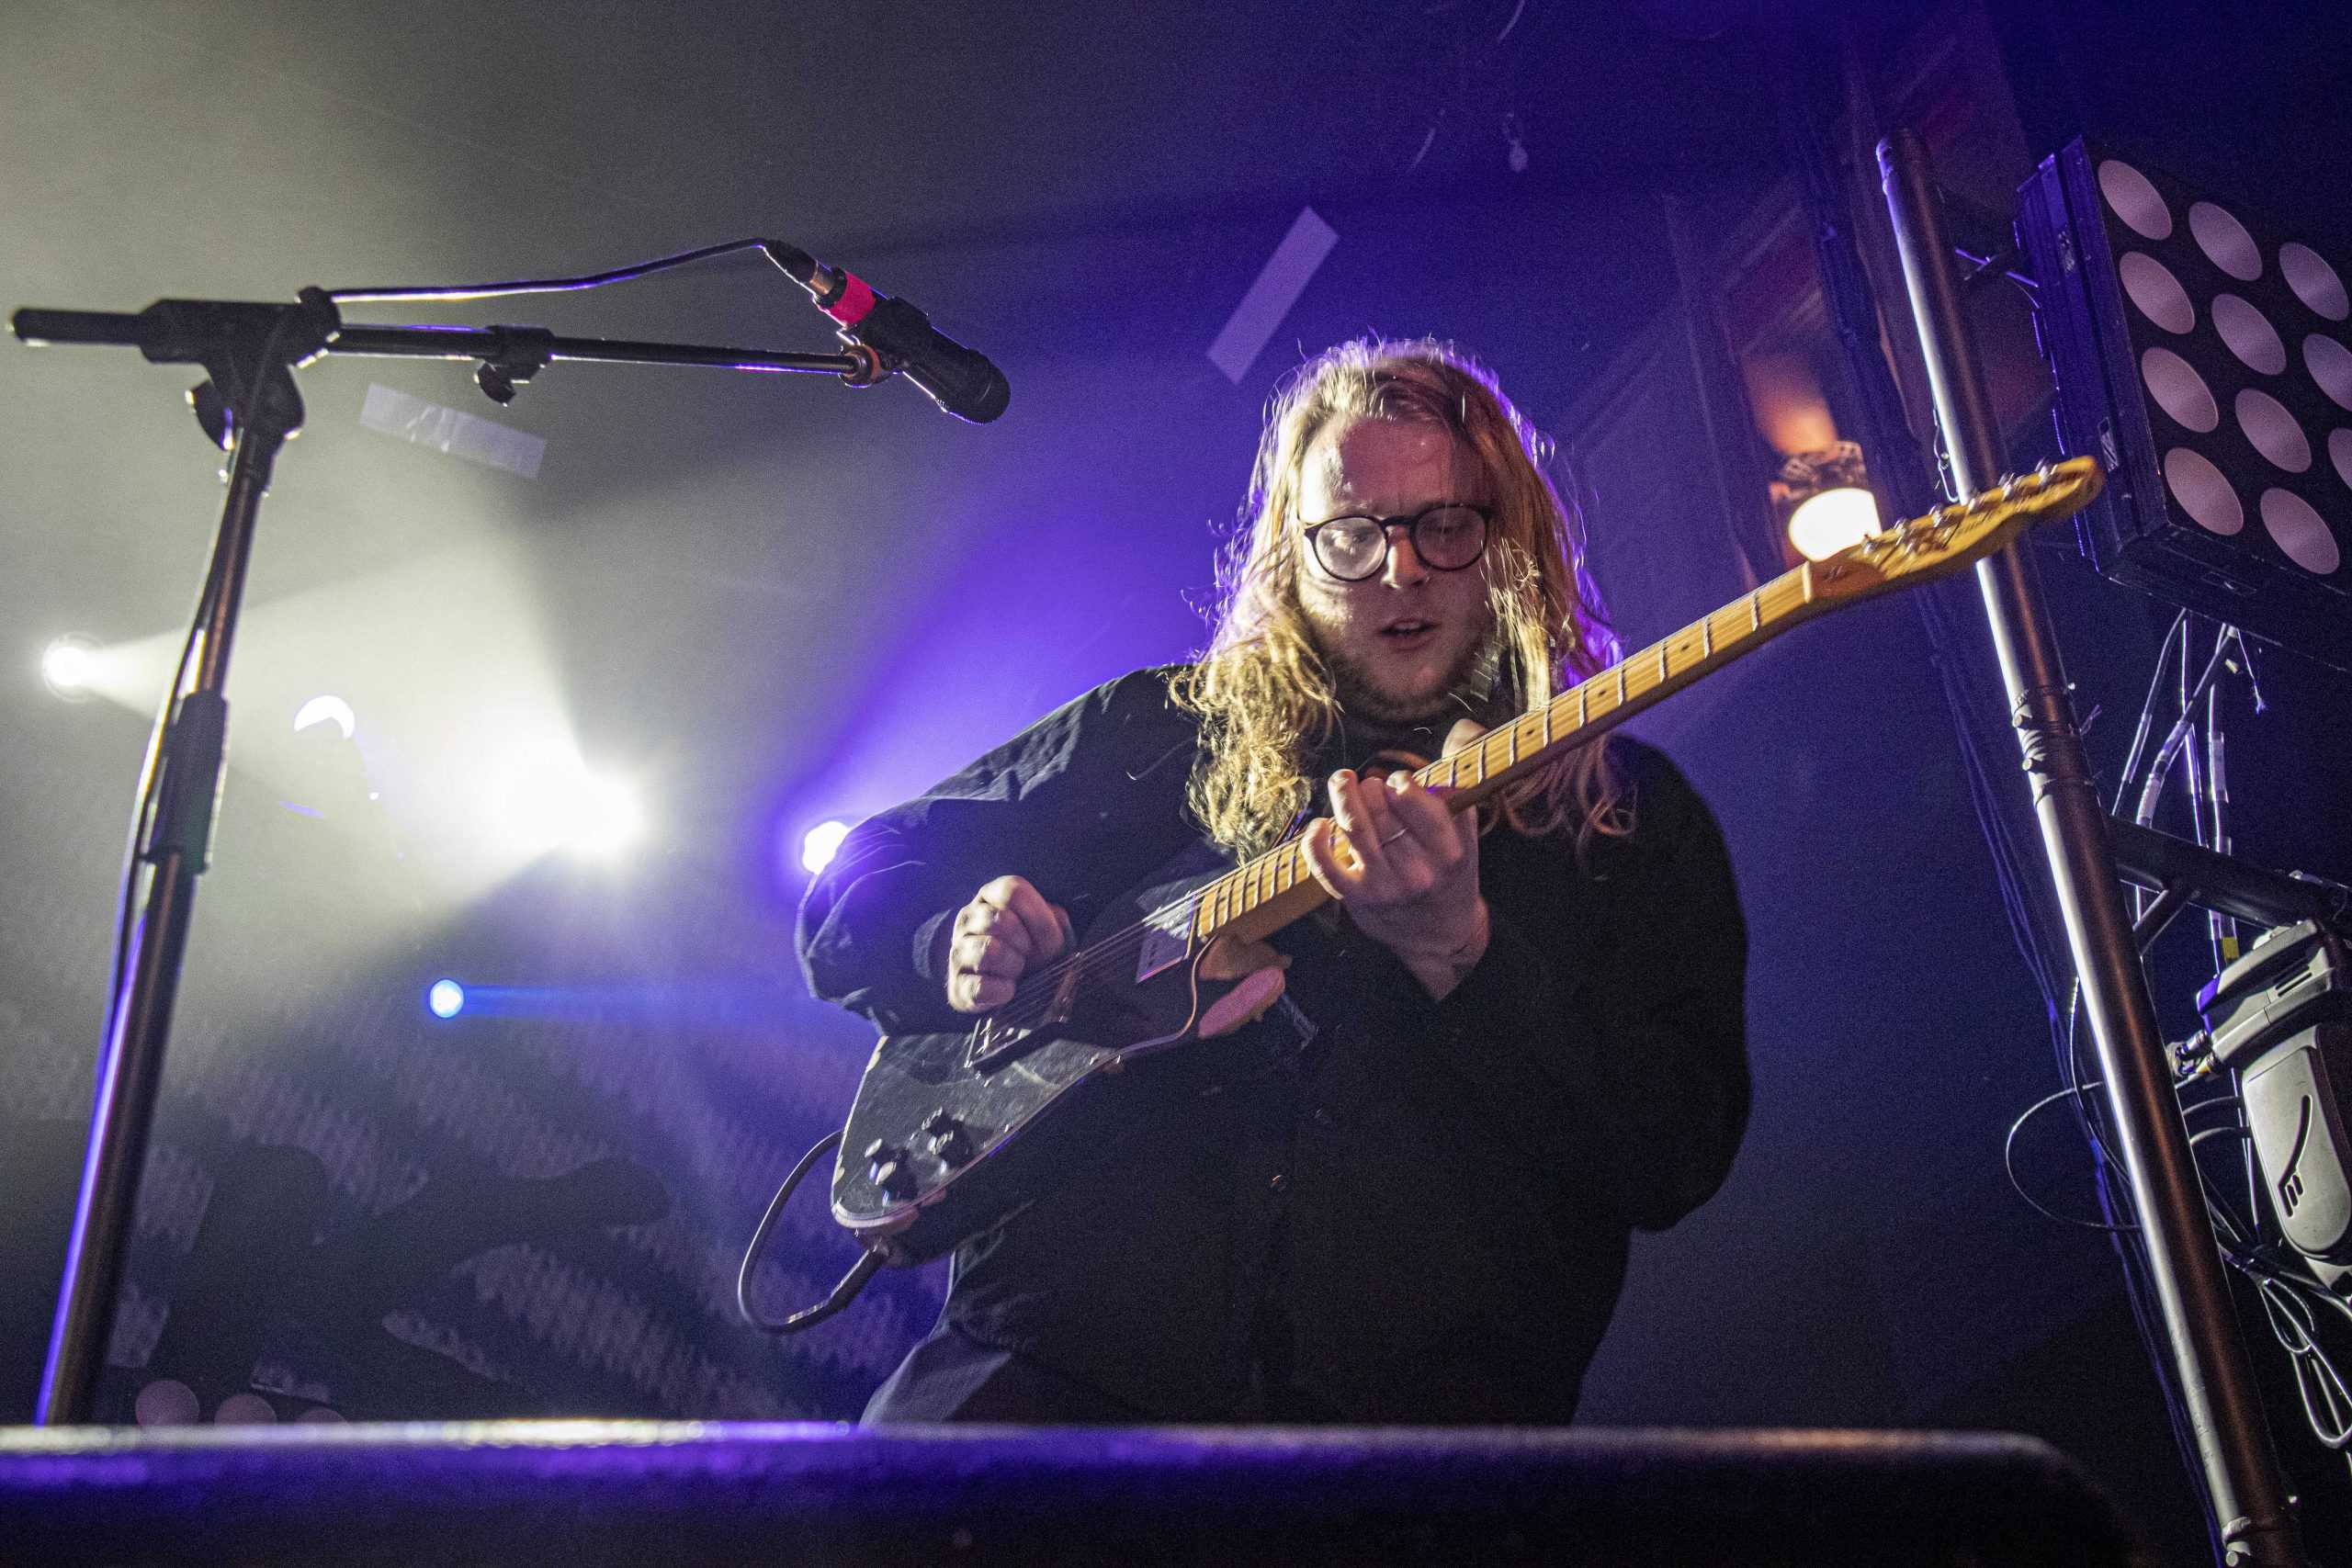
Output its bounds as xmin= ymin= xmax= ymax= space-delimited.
xmin=735 ymin=1128 xmax=886 ymax=1336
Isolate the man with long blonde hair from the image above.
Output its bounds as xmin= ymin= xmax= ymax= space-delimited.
xmin=801 ymin=337 xmax=1747 ymax=1424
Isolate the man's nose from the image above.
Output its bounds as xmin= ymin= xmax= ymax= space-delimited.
xmin=1381 ymin=523 xmax=1431 ymax=586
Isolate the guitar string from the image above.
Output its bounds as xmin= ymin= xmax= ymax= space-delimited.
xmin=968 ymin=474 xmax=2068 ymax=1033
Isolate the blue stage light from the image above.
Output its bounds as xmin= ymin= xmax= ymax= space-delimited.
xmin=426 ymin=979 xmax=466 ymax=1020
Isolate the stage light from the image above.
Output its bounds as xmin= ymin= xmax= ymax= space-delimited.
xmin=2022 ymin=141 xmax=2352 ymax=668
xmin=558 ymin=775 xmax=644 ymax=859
xmin=40 ymin=636 xmax=98 ymax=701
xmin=292 ymin=694 xmax=357 ymax=739
xmin=487 ymin=740 xmax=646 ymax=861
xmin=1775 ymin=442 xmax=1882 ymax=561
xmin=800 ymin=818 xmax=853 ymax=875
xmin=427 ymin=979 xmax=466 ymax=1019
xmin=1788 ymin=487 xmax=1884 ymax=561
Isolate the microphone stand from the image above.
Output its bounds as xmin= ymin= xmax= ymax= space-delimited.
xmin=12 ymin=290 xmax=877 ymax=1424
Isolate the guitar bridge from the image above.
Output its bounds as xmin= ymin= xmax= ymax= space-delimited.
xmin=965 ymin=1017 xmax=1045 ymax=1073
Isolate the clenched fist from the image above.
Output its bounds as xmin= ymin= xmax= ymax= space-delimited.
xmin=943 ymin=875 xmax=1072 ymax=1013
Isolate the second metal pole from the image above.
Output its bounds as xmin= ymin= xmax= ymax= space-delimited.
xmin=1878 ymin=128 xmax=2302 ymax=1568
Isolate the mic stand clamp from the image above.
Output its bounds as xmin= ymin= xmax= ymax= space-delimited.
xmin=474 ymin=325 xmax=554 ymax=405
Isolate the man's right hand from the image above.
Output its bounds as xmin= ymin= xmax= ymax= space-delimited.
xmin=944 ymin=875 xmax=1073 ymax=1013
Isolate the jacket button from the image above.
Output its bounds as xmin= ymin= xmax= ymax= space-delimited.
xmin=1268 ymin=1172 xmax=1289 ymax=1192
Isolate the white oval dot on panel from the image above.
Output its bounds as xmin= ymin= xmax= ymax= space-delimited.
xmin=2332 ymin=429 xmax=2352 ymax=491
xmin=2098 ymin=159 xmax=2172 ymax=240
xmin=2164 ymin=447 xmax=2245 ymax=536
xmin=2282 ymin=243 xmax=2350 ymax=321
xmin=212 ymin=1393 xmax=277 ymax=1426
xmin=2259 ymin=488 xmax=2343 ymax=574
xmin=2237 ymin=389 xmax=2312 ymax=471
xmin=2190 ymin=201 xmax=2264 ymax=281
xmin=134 ymin=1380 xmax=200 ymax=1427
xmin=2307 ymin=333 xmax=2352 ymax=412
xmin=2142 ymin=346 xmax=2220 ymax=432
xmin=2120 ymin=253 xmax=2195 ymax=333
xmin=2211 ymin=294 xmax=2286 ymax=374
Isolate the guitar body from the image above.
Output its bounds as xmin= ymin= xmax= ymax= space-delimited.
xmin=831 ymin=858 xmax=1230 ymax=1263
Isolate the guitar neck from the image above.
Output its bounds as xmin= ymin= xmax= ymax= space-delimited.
xmin=1190 ymin=556 xmax=1843 ymax=950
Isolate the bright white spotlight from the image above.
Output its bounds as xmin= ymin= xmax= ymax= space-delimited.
xmin=427 ymin=979 xmax=466 ymax=1019
xmin=293 ymin=694 xmax=357 ymax=739
xmin=486 ymin=739 xmax=646 ymax=862
xmin=800 ymin=818 xmax=853 ymax=875
xmin=40 ymin=637 xmax=98 ymax=702
xmin=1788 ymin=486 xmax=1883 ymax=561
xmin=568 ymin=775 xmax=644 ymax=858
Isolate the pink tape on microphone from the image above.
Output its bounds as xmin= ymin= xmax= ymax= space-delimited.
xmin=823 ymin=273 xmax=877 ymax=327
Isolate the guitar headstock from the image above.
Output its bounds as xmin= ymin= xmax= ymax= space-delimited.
xmin=1808 ymin=457 xmax=2106 ymax=600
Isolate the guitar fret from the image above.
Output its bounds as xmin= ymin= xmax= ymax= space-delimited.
xmin=1749 ymin=592 xmax=1761 ymax=632
xmin=1702 ymin=616 xmax=1713 ymax=657
xmin=1657 ymin=641 xmax=1669 ymax=682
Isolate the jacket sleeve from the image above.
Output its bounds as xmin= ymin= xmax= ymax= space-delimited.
xmin=1423 ymin=743 xmax=1751 ymax=1230
xmin=795 ymin=669 xmax=1192 ymax=1035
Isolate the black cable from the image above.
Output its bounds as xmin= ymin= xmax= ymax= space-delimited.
xmin=328 ymin=237 xmax=812 ymax=305
xmin=737 ymin=1129 xmax=888 ymax=1336
xmin=2111 ymin=610 xmax=2189 ymax=816
xmin=2003 ymin=1078 xmax=2139 ymax=1233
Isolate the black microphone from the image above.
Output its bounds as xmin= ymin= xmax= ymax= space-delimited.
xmin=783 ymin=255 xmax=1010 ymax=423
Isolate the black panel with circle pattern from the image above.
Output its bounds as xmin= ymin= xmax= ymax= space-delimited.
xmin=2021 ymin=140 xmax=2351 ymax=669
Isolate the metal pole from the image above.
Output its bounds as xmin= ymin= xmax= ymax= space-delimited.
xmin=37 ymin=413 xmax=280 ymax=1423
xmin=1877 ymin=128 xmax=2304 ymax=1568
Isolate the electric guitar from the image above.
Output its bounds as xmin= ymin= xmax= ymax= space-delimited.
xmin=831 ymin=458 xmax=2105 ymax=1264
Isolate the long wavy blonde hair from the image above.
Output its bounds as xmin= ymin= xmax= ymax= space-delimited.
xmin=1170 ymin=337 xmax=1628 ymax=861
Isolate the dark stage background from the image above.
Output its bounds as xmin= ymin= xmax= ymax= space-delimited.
xmin=4 ymin=3 xmax=2349 ymax=1562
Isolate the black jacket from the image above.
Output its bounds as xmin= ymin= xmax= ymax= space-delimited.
xmin=798 ymin=666 xmax=1748 ymax=1423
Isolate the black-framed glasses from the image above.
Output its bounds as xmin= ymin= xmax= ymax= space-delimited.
xmin=1300 ymin=502 xmax=1491 ymax=582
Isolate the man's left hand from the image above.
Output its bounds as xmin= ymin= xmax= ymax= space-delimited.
xmin=1300 ymin=718 xmax=1492 ymax=999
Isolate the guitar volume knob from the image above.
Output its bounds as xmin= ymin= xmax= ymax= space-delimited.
xmin=920 ymin=1110 xmax=975 ymax=1168
xmin=870 ymin=1159 xmax=917 ymax=1201
xmin=863 ymin=1140 xmax=917 ymax=1201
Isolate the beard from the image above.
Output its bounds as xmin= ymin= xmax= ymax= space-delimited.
xmin=1318 ymin=626 xmax=1503 ymax=728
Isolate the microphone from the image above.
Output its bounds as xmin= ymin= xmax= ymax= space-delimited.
xmin=776 ymin=251 xmax=1010 ymax=423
